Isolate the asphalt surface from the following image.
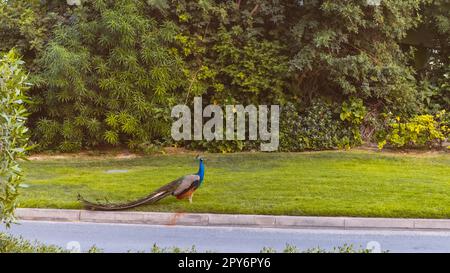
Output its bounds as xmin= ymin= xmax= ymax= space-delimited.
xmin=2 ymin=220 xmax=450 ymax=253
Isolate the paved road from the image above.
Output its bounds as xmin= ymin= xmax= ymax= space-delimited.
xmin=2 ymin=221 xmax=450 ymax=253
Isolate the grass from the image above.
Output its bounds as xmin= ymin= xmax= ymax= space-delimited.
xmin=18 ymin=150 xmax=450 ymax=219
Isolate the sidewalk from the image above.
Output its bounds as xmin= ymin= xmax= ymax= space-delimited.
xmin=15 ymin=208 xmax=450 ymax=231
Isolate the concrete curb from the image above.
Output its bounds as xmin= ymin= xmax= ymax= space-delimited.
xmin=14 ymin=208 xmax=450 ymax=231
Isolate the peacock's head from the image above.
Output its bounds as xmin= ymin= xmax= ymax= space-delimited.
xmin=195 ymin=154 xmax=204 ymax=163
xmin=196 ymin=155 xmax=205 ymax=181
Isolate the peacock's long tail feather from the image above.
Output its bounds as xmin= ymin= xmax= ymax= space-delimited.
xmin=78 ymin=180 xmax=181 ymax=211
xmin=77 ymin=191 xmax=171 ymax=211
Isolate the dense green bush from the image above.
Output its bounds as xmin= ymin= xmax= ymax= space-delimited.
xmin=31 ymin=0 xmax=294 ymax=152
xmin=185 ymin=139 xmax=247 ymax=154
xmin=279 ymin=100 xmax=363 ymax=151
xmin=0 ymin=50 xmax=30 ymax=226
xmin=289 ymin=0 xmax=424 ymax=116
xmin=32 ymin=0 xmax=187 ymax=151
xmin=170 ymin=0 xmax=292 ymax=105
xmin=0 ymin=0 xmax=68 ymax=70
xmin=378 ymin=111 xmax=449 ymax=149
xmin=0 ymin=0 xmax=448 ymax=152
xmin=416 ymin=1 xmax=450 ymax=112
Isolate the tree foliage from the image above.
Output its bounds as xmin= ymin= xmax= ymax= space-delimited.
xmin=0 ymin=0 xmax=448 ymax=152
xmin=169 ymin=0 xmax=292 ymax=105
xmin=417 ymin=0 xmax=450 ymax=112
xmin=0 ymin=0 xmax=68 ymax=69
xmin=289 ymin=0 xmax=424 ymax=116
xmin=33 ymin=0 xmax=187 ymax=151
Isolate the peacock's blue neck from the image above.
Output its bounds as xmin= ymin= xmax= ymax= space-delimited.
xmin=197 ymin=160 xmax=205 ymax=185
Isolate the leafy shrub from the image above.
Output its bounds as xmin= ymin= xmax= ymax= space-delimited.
xmin=0 ymin=232 xmax=103 ymax=253
xmin=32 ymin=0 xmax=187 ymax=151
xmin=150 ymin=243 xmax=198 ymax=253
xmin=186 ymin=139 xmax=247 ymax=154
xmin=209 ymin=27 xmax=289 ymax=104
xmin=340 ymin=98 xmax=367 ymax=126
xmin=0 ymin=232 xmax=65 ymax=253
xmin=2 ymin=0 xmax=448 ymax=153
xmin=0 ymin=50 xmax=30 ymax=226
xmin=1 ymin=236 xmax=379 ymax=253
xmin=302 ymin=244 xmax=375 ymax=254
xmin=280 ymin=100 xmax=363 ymax=151
xmin=289 ymin=0 xmax=423 ymax=115
xmin=419 ymin=2 xmax=450 ymax=112
xmin=260 ymin=243 xmax=375 ymax=253
xmin=171 ymin=0 xmax=292 ymax=106
xmin=378 ymin=111 xmax=449 ymax=149
xmin=0 ymin=0 xmax=68 ymax=70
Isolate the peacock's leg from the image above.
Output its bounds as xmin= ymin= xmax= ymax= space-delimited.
xmin=188 ymin=193 xmax=194 ymax=204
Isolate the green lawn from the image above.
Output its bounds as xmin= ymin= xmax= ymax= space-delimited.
xmin=18 ymin=150 xmax=450 ymax=218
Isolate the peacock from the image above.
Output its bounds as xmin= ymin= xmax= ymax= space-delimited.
xmin=77 ymin=156 xmax=205 ymax=211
